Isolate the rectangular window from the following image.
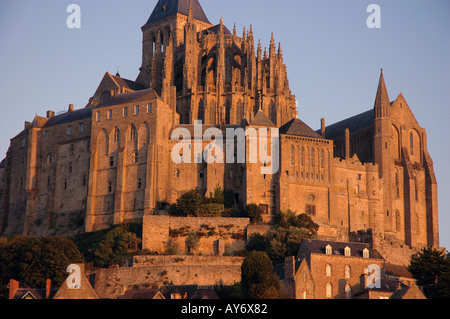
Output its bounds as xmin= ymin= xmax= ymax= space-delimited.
xmin=147 ymin=103 xmax=153 ymax=113
xmin=96 ymin=111 xmax=101 ymax=121
xmin=67 ymin=126 xmax=72 ymax=135
xmin=123 ymin=107 xmax=128 ymax=117
xmin=79 ymin=123 xmax=85 ymax=133
xmin=135 ymin=105 xmax=139 ymax=115
xmin=21 ymin=137 xmax=26 ymax=148
xmin=83 ymin=175 xmax=87 ymax=186
xmin=133 ymin=152 xmax=139 ymax=164
xmin=45 ymin=131 xmax=49 ymax=140
xmin=108 ymin=110 xmax=113 ymax=119
xmin=110 ymin=156 xmax=114 ymax=167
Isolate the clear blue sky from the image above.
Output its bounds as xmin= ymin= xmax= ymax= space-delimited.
xmin=0 ymin=0 xmax=449 ymax=249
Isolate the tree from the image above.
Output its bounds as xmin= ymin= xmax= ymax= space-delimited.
xmin=93 ymin=227 xmax=139 ymax=268
xmin=170 ymin=189 xmax=204 ymax=217
xmin=244 ymin=204 xmax=263 ymax=224
xmin=0 ymin=236 xmax=84 ymax=298
xmin=241 ymin=251 xmax=281 ymax=299
xmin=247 ymin=211 xmax=319 ymax=265
xmin=408 ymin=247 xmax=450 ymax=299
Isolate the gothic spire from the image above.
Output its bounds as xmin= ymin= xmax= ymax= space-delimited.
xmin=374 ymin=69 xmax=390 ymax=113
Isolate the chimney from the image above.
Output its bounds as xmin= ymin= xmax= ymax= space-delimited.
xmin=360 ymin=273 xmax=368 ymax=291
xmin=24 ymin=121 xmax=31 ymax=130
xmin=9 ymin=279 xmax=20 ymax=299
xmin=46 ymin=279 xmax=52 ymax=299
xmin=321 ymin=118 xmax=326 ymax=137
xmin=284 ymin=256 xmax=295 ymax=280
xmin=46 ymin=110 xmax=55 ymax=118
xmin=345 ymin=128 xmax=350 ymax=159
xmin=68 ymin=104 xmax=74 ymax=112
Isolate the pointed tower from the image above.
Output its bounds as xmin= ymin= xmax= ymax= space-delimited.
xmin=373 ymin=69 xmax=395 ymax=239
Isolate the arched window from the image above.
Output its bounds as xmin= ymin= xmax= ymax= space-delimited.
xmin=130 ymin=126 xmax=137 ymax=140
xmin=325 ymin=244 xmax=332 ymax=256
xmin=326 ymin=264 xmax=332 ymax=277
xmin=301 ymin=147 xmax=305 ymax=166
xmin=310 ymin=148 xmax=315 ymax=167
xmin=345 ymin=265 xmax=351 ymax=279
xmin=345 ymin=284 xmax=352 ymax=299
xmin=326 ymin=283 xmax=332 ymax=298
xmin=414 ymin=175 xmax=419 ymax=201
xmin=291 ymin=146 xmax=295 ymax=165
xmin=320 ymin=149 xmax=324 ymax=168
xmin=114 ymin=127 xmax=120 ymax=142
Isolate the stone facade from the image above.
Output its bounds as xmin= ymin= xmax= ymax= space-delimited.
xmin=0 ymin=0 xmax=439 ymax=267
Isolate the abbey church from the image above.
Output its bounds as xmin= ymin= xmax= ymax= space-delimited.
xmin=0 ymin=0 xmax=439 ymax=263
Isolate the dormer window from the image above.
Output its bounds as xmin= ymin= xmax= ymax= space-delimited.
xmin=325 ymin=244 xmax=332 ymax=256
xmin=344 ymin=246 xmax=351 ymax=257
xmin=363 ymin=248 xmax=370 ymax=259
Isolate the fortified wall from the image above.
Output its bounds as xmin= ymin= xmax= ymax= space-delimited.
xmin=94 ymin=255 xmax=244 ymax=299
xmin=142 ymin=215 xmax=250 ymax=255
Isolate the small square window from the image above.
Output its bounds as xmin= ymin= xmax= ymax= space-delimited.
xmin=123 ymin=107 xmax=128 ymax=117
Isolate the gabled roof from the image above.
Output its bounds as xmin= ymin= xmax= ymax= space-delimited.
xmin=280 ymin=117 xmax=324 ymax=139
xmin=299 ymin=239 xmax=384 ymax=260
xmin=203 ymin=24 xmax=232 ymax=35
xmin=111 ymin=75 xmax=147 ymax=91
xmin=97 ymin=89 xmax=159 ymax=108
xmin=249 ymin=110 xmax=276 ymax=127
xmin=144 ymin=0 xmax=211 ymax=26
xmin=318 ymin=109 xmax=374 ymax=140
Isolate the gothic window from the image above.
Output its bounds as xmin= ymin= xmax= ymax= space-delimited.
xmin=113 ymin=128 xmax=120 ymax=143
xmin=236 ymin=100 xmax=243 ymax=124
xmin=291 ymin=146 xmax=295 ymax=165
xmin=130 ymin=126 xmax=137 ymax=140
xmin=395 ymin=210 xmax=401 ymax=231
xmin=325 ymin=245 xmax=332 ymax=256
xmin=326 ymin=283 xmax=332 ymax=298
xmin=301 ymin=147 xmax=305 ymax=166
xmin=310 ymin=148 xmax=315 ymax=167
xmin=410 ymin=132 xmax=414 ymax=155
xmin=225 ymin=101 xmax=231 ymax=124
xmin=345 ymin=284 xmax=352 ymax=299
xmin=320 ymin=149 xmax=324 ymax=168
xmin=326 ymin=264 xmax=332 ymax=277
xmin=198 ymin=100 xmax=204 ymax=123
xmin=209 ymin=101 xmax=216 ymax=124
xmin=414 ymin=175 xmax=419 ymax=201
xmin=345 ymin=265 xmax=351 ymax=278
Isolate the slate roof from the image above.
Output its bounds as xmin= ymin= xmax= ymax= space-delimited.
xmin=300 ymin=239 xmax=384 ymax=259
xmin=280 ymin=117 xmax=324 ymax=139
xmin=111 ymin=75 xmax=147 ymax=91
xmin=203 ymin=24 xmax=232 ymax=35
xmin=97 ymin=89 xmax=159 ymax=108
xmin=119 ymin=285 xmax=219 ymax=300
xmin=249 ymin=110 xmax=276 ymax=127
xmin=12 ymin=288 xmax=57 ymax=300
xmin=43 ymin=107 xmax=93 ymax=128
xmin=318 ymin=109 xmax=375 ymax=140
xmin=144 ymin=0 xmax=211 ymax=26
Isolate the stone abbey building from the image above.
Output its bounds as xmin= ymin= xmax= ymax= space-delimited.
xmin=0 ymin=0 xmax=439 ymax=260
